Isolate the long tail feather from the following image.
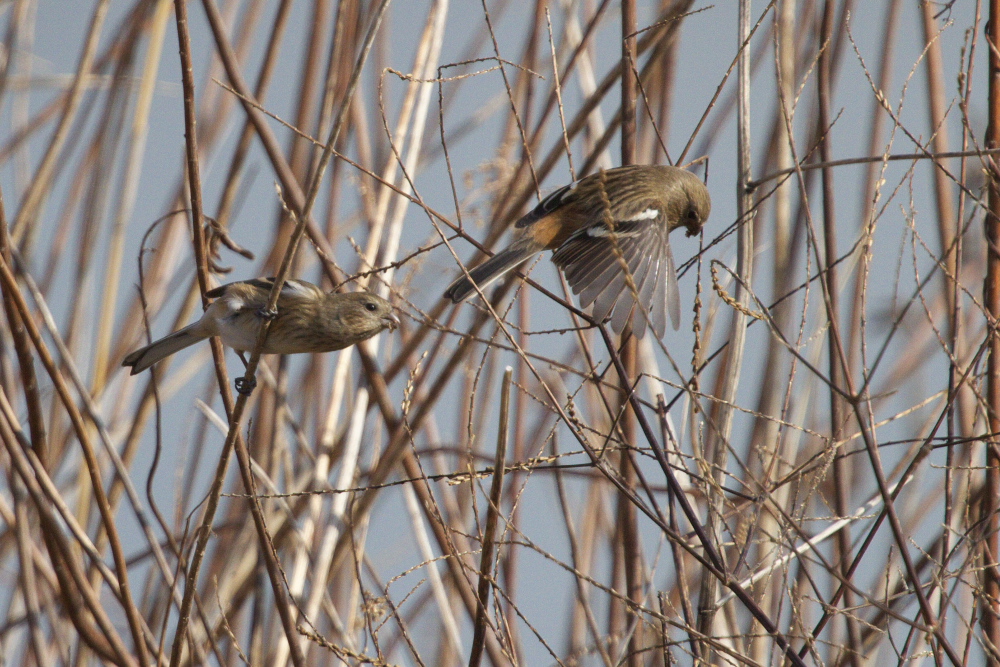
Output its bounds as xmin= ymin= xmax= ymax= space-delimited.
xmin=122 ymin=324 xmax=206 ymax=375
xmin=444 ymin=241 xmax=538 ymax=302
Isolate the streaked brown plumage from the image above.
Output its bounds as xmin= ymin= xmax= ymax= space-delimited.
xmin=123 ymin=278 xmax=399 ymax=375
xmin=444 ymin=165 xmax=711 ymax=338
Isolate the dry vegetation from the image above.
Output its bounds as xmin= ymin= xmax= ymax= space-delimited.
xmin=0 ymin=0 xmax=996 ymax=665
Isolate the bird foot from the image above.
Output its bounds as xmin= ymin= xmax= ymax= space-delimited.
xmin=235 ymin=375 xmax=257 ymax=396
xmin=256 ymin=307 xmax=278 ymax=321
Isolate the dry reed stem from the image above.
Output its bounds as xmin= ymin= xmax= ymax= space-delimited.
xmin=0 ymin=1 xmax=995 ymax=665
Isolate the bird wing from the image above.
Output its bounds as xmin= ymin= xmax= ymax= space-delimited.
xmin=514 ymin=181 xmax=578 ymax=229
xmin=199 ymin=278 xmax=327 ymax=352
xmin=516 ymin=167 xmax=647 ymax=231
xmin=551 ymin=207 xmax=680 ymax=338
xmin=206 ymin=278 xmax=324 ymax=313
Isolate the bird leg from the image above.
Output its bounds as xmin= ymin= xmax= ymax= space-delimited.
xmin=243 ymin=309 xmax=275 ymax=392
xmin=234 ymin=351 xmax=257 ymax=395
xmin=235 ymin=376 xmax=256 ymax=395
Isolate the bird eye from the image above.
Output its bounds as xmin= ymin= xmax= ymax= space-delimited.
xmin=364 ymin=302 xmax=377 ymax=312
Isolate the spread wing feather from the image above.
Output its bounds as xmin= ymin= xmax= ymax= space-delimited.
xmin=206 ymin=278 xmax=324 ymax=306
xmin=590 ymin=238 xmax=643 ymax=322
xmin=632 ymin=244 xmax=662 ymax=339
xmin=551 ymin=215 xmax=679 ymax=337
xmin=610 ymin=244 xmax=654 ymax=337
xmin=662 ymin=243 xmax=680 ymax=335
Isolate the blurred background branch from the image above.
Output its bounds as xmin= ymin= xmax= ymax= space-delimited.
xmin=0 ymin=0 xmax=994 ymax=665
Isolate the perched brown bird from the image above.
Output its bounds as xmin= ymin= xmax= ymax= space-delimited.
xmin=123 ymin=278 xmax=399 ymax=375
xmin=444 ymin=165 xmax=710 ymax=338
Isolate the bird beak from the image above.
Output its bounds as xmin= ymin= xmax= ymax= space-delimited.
xmin=383 ymin=312 xmax=400 ymax=332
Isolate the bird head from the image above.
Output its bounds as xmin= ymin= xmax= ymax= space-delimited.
xmin=327 ymin=292 xmax=400 ymax=342
xmin=679 ymin=173 xmax=711 ymax=237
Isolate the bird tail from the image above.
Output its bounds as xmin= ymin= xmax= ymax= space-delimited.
xmin=122 ymin=324 xmax=206 ymax=375
xmin=444 ymin=241 xmax=539 ymax=302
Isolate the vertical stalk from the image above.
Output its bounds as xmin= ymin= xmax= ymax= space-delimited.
xmin=698 ymin=0 xmax=754 ymax=659
xmin=919 ymin=0 xmax=956 ymax=291
xmin=750 ymin=1 xmax=795 ymax=661
xmin=817 ymin=1 xmax=862 ymax=661
xmin=12 ymin=0 xmax=109 ymax=252
xmin=93 ymin=0 xmax=172 ymax=390
xmin=983 ymin=0 xmax=1000 ymax=660
xmin=617 ymin=1 xmax=644 ymax=665
xmin=469 ymin=368 xmax=512 ymax=667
